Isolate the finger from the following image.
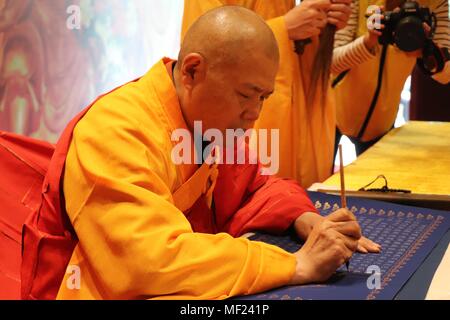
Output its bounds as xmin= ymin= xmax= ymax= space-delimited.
xmin=317 ymin=8 xmax=328 ymax=20
xmin=327 ymin=17 xmax=348 ymax=29
xmin=309 ymin=0 xmax=332 ymax=11
xmin=369 ymin=29 xmax=383 ymax=37
xmin=332 ymin=221 xmax=362 ymax=239
xmin=360 ymin=237 xmax=382 ymax=253
xmin=336 ymin=238 xmax=356 ymax=262
xmin=331 ymin=0 xmax=352 ymax=4
xmin=339 ymin=234 xmax=359 ymax=253
xmin=331 ymin=228 xmax=360 ymax=251
xmin=327 ymin=10 xmax=350 ymax=21
xmin=309 ymin=8 xmax=328 ymax=21
xmin=312 ymin=18 xmax=328 ymax=28
xmin=329 ymin=237 xmax=354 ymax=264
xmin=366 ymin=238 xmax=382 ymax=251
xmin=329 ymin=3 xmax=352 ymax=15
xmin=329 ymin=6 xmax=352 ymax=21
xmin=369 ymin=27 xmax=383 ymax=33
xmin=327 ymin=17 xmax=346 ymax=29
xmin=423 ymin=23 xmax=431 ymax=35
xmin=327 ymin=208 xmax=357 ymax=223
xmin=357 ymin=243 xmax=369 ymax=254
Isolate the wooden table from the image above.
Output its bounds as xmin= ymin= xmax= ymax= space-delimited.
xmin=321 ymin=121 xmax=450 ymax=210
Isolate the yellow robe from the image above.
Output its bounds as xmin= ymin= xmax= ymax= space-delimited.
xmin=182 ymin=0 xmax=336 ymax=188
xmin=334 ymin=0 xmax=439 ymax=142
xmin=56 ymin=59 xmax=295 ymax=300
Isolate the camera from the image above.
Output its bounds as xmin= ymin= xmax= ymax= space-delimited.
xmin=378 ymin=1 xmax=435 ymax=52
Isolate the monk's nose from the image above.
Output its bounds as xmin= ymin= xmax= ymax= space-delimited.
xmin=242 ymin=109 xmax=260 ymax=122
xmin=242 ymin=103 xmax=262 ymax=122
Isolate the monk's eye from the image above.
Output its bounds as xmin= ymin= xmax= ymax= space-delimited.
xmin=238 ymin=92 xmax=251 ymax=99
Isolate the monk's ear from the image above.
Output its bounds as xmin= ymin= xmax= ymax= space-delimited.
xmin=180 ymin=53 xmax=207 ymax=90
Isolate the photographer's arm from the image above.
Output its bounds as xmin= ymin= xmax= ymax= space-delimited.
xmin=431 ymin=0 xmax=449 ymax=84
xmin=332 ymin=1 xmax=378 ymax=75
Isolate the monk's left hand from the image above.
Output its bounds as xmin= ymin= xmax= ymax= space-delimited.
xmin=294 ymin=212 xmax=381 ymax=253
xmin=357 ymin=236 xmax=382 ymax=254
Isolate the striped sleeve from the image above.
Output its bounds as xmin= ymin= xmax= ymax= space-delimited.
xmin=431 ymin=0 xmax=449 ymax=84
xmin=334 ymin=0 xmax=359 ymax=48
xmin=432 ymin=0 xmax=449 ymax=50
xmin=331 ymin=36 xmax=377 ymax=75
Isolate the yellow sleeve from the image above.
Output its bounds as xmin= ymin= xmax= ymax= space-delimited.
xmin=265 ymin=16 xmax=296 ymax=85
xmin=62 ymin=96 xmax=296 ymax=300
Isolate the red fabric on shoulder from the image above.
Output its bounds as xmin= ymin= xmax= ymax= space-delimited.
xmin=0 ymin=132 xmax=54 ymax=299
xmin=213 ymin=143 xmax=318 ymax=237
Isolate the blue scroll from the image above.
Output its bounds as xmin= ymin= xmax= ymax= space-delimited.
xmin=241 ymin=192 xmax=450 ymax=300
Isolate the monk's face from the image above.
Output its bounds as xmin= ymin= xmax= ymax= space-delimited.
xmin=179 ymin=51 xmax=278 ymax=135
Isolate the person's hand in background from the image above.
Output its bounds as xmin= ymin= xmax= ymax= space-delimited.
xmin=327 ymin=0 xmax=353 ymax=30
xmin=363 ymin=5 xmax=385 ymax=52
xmin=284 ymin=0 xmax=330 ymax=41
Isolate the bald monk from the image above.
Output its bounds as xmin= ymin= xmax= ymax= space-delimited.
xmin=56 ymin=6 xmax=375 ymax=300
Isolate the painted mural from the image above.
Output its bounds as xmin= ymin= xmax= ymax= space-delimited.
xmin=0 ymin=0 xmax=181 ymax=142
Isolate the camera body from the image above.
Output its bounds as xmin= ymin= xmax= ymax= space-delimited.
xmin=379 ymin=1 xmax=434 ymax=52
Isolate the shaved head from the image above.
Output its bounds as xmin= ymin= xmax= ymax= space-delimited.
xmin=174 ymin=5 xmax=280 ymax=136
xmin=179 ymin=6 xmax=279 ymax=69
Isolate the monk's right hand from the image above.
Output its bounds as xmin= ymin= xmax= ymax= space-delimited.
xmin=284 ymin=0 xmax=331 ymax=41
xmin=289 ymin=209 xmax=362 ymax=285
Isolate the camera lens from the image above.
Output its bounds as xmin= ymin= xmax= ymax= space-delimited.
xmin=394 ymin=16 xmax=426 ymax=52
